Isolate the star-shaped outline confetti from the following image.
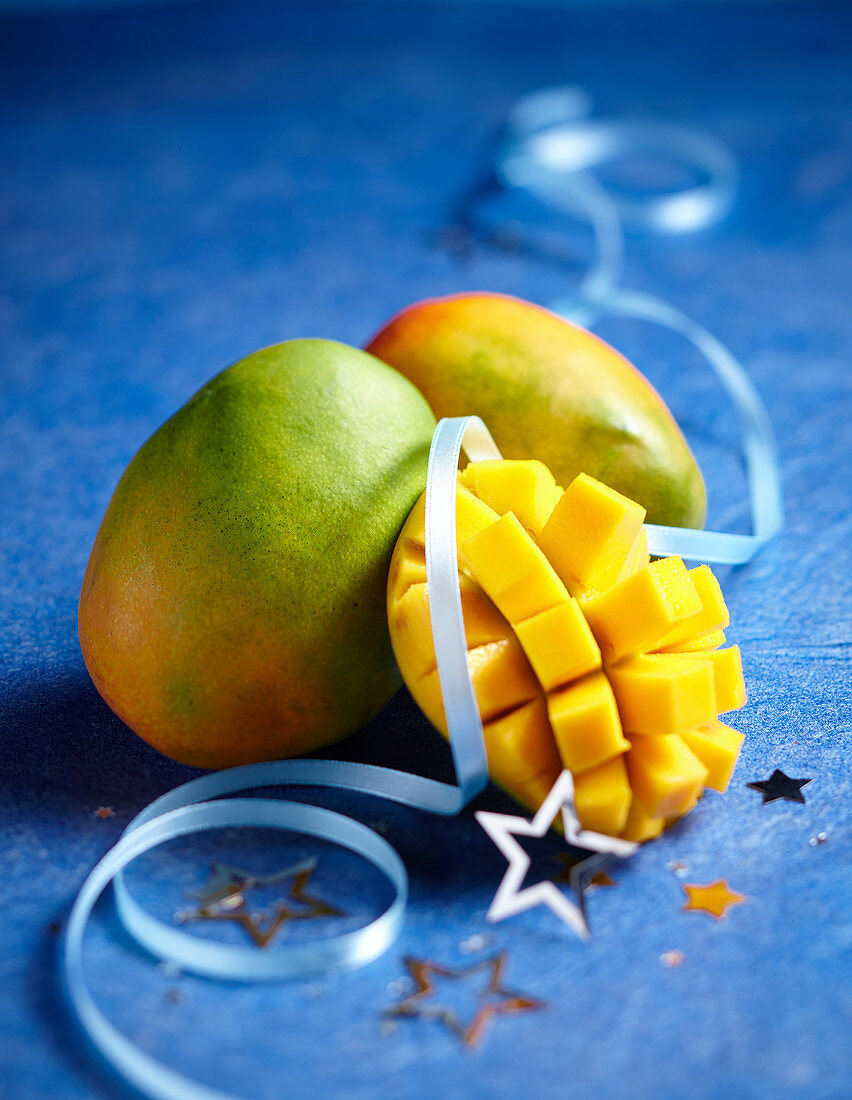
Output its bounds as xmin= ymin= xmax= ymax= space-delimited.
xmin=384 ymin=952 xmax=544 ymax=1047
xmin=746 ymin=769 xmax=812 ymax=804
xmin=475 ymin=770 xmax=637 ymax=939
xmin=178 ymin=857 xmax=345 ymax=948
xmin=682 ymin=879 xmax=746 ymax=920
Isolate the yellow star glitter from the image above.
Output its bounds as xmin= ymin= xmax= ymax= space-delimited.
xmin=682 ymin=879 xmax=746 ymax=919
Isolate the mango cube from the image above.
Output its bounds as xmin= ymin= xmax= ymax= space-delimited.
xmin=406 ymin=486 xmax=500 ymax=550
xmin=389 ymin=583 xmax=440 ymax=682
xmin=390 ymin=578 xmax=510 ymax=681
xmin=460 ymin=459 xmax=560 ymax=536
xmin=581 ymin=557 xmax=702 ymax=663
xmin=387 ymin=541 xmax=427 ymax=602
xmin=620 ymin=798 xmax=666 ymax=843
xmin=607 ymin=654 xmax=717 ymax=735
xmin=418 ymin=636 xmax=539 ymax=730
xmin=626 ymin=734 xmax=709 ymax=817
xmin=538 ymin=473 xmax=646 ymax=597
xmin=655 ymin=565 xmax=729 ymax=650
xmin=663 ymin=629 xmax=726 ymax=653
xmin=680 ymin=720 xmax=744 ymax=792
xmin=574 ymin=755 xmax=632 ymax=835
xmin=704 ymin=646 xmax=747 ymax=713
xmin=514 ymin=767 xmax=564 ymax=815
xmin=616 ymin=527 xmax=650 ymax=583
xmin=461 ymin=512 xmax=569 ymax=623
xmin=484 ymin=698 xmax=562 ymax=791
xmin=514 ymin=598 xmax=601 ymax=691
xmin=661 ymin=646 xmax=746 ymax=715
xmin=547 ymin=671 xmax=629 ymax=774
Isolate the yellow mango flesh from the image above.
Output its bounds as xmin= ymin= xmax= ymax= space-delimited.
xmin=621 ymin=799 xmax=666 ymax=843
xmin=662 ymin=629 xmax=726 ymax=653
xmin=547 ymin=672 xmax=629 ymax=774
xmin=626 ymin=734 xmax=708 ymax=817
xmin=538 ymin=473 xmax=646 ymax=597
xmin=402 ymin=484 xmax=500 ymax=551
xmin=656 ymin=565 xmax=729 ymax=650
xmin=573 ymin=756 xmax=632 ymax=835
xmin=581 ymin=557 xmax=702 ymax=664
xmin=514 ymin=598 xmax=602 ymax=691
xmin=417 ymin=637 xmax=540 ymax=729
xmin=387 ymin=459 xmax=746 ymax=840
xmin=679 ymin=720 xmax=744 ymax=792
xmin=703 ymin=646 xmax=748 ymax=713
xmin=607 ymin=654 xmax=717 ymax=735
xmin=460 ymin=459 xmax=561 ymax=536
xmin=461 ymin=512 xmax=570 ymax=622
xmin=484 ymin=699 xmax=563 ymax=795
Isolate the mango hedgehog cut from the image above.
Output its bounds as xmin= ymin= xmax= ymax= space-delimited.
xmin=387 ymin=459 xmax=746 ymax=842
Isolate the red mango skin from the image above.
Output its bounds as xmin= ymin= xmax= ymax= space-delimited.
xmin=366 ymin=293 xmax=706 ymax=529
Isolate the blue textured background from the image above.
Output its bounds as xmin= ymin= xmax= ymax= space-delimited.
xmin=1 ymin=1 xmax=851 ymax=1097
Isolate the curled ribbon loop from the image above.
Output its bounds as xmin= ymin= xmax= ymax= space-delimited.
xmin=495 ymin=86 xmax=783 ymax=563
xmin=63 ymin=416 xmax=493 ymax=1100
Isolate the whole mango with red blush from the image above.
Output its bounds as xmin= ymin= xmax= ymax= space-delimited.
xmin=79 ymin=339 xmax=435 ymax=768
xmin=366 ymin=293 xmax=705 ymax=528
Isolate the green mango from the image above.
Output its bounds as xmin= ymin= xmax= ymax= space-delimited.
xmin=79 ymin=339 xmax=436 ymax=768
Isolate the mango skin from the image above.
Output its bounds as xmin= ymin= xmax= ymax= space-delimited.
xmin=366 ymin=293 xmax=706 ymax=528
xmin=79 ymin=339 xmax=436 ymax=768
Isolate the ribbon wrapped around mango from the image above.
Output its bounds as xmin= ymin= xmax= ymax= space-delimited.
xmin=388 ymin=450 xmax=746 ymax=843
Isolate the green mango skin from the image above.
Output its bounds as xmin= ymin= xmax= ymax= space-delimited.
xmin=366 ymin=293 xmax=706 ymax=529
xmin=79 ymin=339 xmax=436 ymax=768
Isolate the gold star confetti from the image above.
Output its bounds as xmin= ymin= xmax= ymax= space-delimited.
xmin=385 ymin=953 xmax=544 ymax=1048
xmin=659 ymin=950 xmax=685 ymax=968
xmin=178 ymin=858 xmax=345 ymax=948
xmin=93 ymin=806 xmax=115 ymax=819
xmin=682 ymin=880 xmax=746 ymax=920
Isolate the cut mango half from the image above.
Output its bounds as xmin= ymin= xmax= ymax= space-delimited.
xmin=387 ymin=459 xmax=746 ymax=841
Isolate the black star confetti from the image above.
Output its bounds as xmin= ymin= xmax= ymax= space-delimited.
xmin=384 ymin=952 xmax=543 ymax=1047
xmin=747 ymin=769 xmax=812 ymax=804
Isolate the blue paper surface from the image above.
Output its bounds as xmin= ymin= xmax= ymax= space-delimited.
xmin=1 ymin=1 xmax=851 ymax=1097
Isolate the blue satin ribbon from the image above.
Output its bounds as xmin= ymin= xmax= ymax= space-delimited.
xmin=496 ymin=86 xmax=784 ymax=563
xmin=63 ymin=416 xmax=493 ymax=1100
xmin=65 ymin=90 xmax=783 ymax=1100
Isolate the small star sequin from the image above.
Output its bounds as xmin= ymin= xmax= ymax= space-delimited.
xmin=93 ymin=806 xmax=115 ymax=819
xmin=384 ymin=953 xmax=543 ymax=1047
xmin=659 ymin=950 xmax=685 ymax=968
xmin=746 ymin=769 xmax=811 ymax=804
xmin=178 ymin=858 xmax=345 ymax=948
xmin=682 ymin=880 xmax=746 ymax=920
